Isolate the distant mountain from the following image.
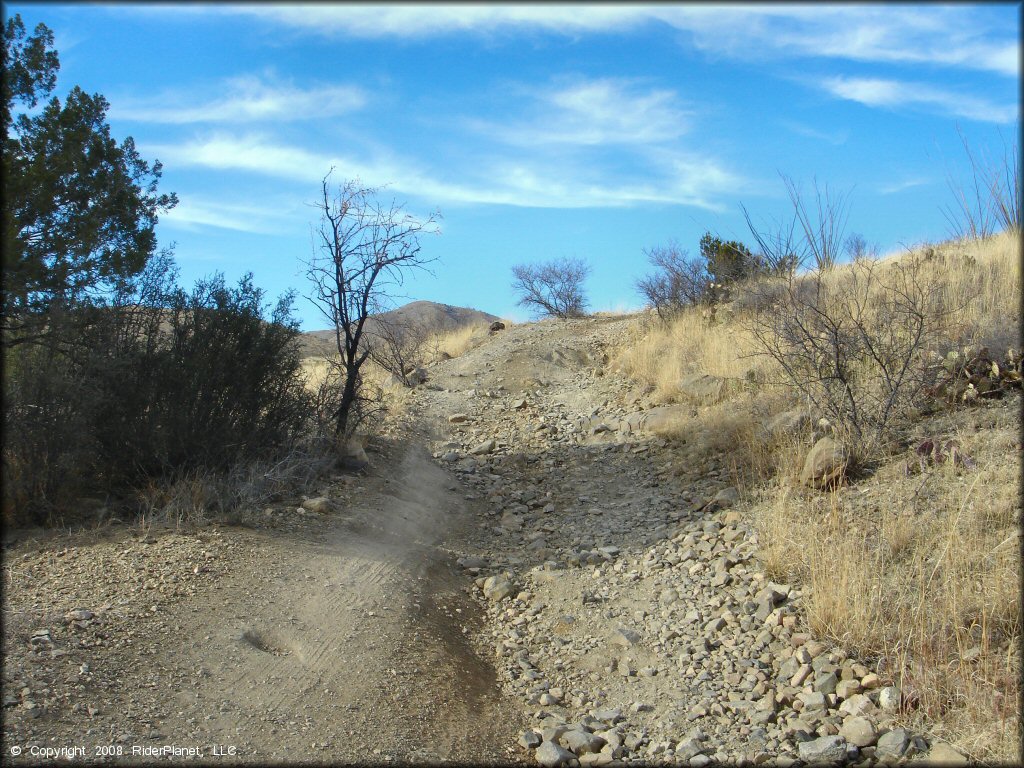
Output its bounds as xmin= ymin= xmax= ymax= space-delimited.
xmin=300 ymin=300 xmax=500 ymax=357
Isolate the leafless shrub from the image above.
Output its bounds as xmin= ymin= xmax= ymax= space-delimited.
xmin=511 ymin=257 xmax=590 ymax=319
xmin=134 ymin=438 xmax=337 ymax=527
xmin=365 ymin=315 xmax=431 ymax=386
xmin=944 ymin=127 xmax=1021 ymax=240
xmin=746 ymin=252 xmax=953 ymax=459
xmin=635 ymin=241 xmax=709 ymax=320
xmin=741 ymin=175 xmax=850 ymax=275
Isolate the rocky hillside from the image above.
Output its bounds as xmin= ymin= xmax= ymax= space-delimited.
xmin=401 ymin=314 xmax=1014 ymax=766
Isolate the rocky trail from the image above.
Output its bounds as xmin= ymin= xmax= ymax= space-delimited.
xmin=3 ymin=315 xmax=957 ymax=766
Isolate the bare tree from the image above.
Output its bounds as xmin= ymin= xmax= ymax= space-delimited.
xmin=635 ymin=241 xmax=709 ymax=320
xmin=511 ymin=257 xmax=590 ymax=319
xmin=304 ymin=174 xmax=439 ymax=441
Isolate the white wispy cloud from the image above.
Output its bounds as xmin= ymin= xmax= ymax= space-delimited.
xmin=665 ymin=5 xmax=1020 ymax=78
xmin=146 ymin=133 xmax=742 ymax=211
xmin=470 ymin=78 xmax=689 ymax=147
xmin=877 ymin=177 xmax=930 ymax=196
xmin=821 ymin=76 xmax=1018 ymax=124
xmin=200 ymin=5 xmax=1019 ymax=77
xmin=780 ymin=120 xmax=849 ymax=146
xmin=160 ymin=196 xmax=300 ymax=234
xmin=111 ymin=74 xmax=366 ymax=124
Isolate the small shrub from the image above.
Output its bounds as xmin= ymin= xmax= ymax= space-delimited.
xmin=636 ymin=241 xmax=710 ymax=320
xmin=745 ymin=252 xmax=953 ymax=460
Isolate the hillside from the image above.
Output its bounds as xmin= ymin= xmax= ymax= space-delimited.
xmin=2 ymin=235 xmax=1019 ymax=766
xmin=299 ymin=300 xmax=500 ymax=358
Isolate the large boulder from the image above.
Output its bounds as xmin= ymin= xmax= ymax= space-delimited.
xmin=800 ymin=436 xmax=849 ymax=488
xmin=676 ymin=373 xmax=728 ymax=404
xmin=535 ymin=740 xmax=575 ymax=767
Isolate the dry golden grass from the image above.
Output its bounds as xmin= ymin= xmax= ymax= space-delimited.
xmin=610 ymin=310 xmax=771 ymax=402
xmin=614 ymin=231 xmax=1021 ymax=762
xmin=755 ymin=414 xmax=1020 ymax=762
xmin=426 ymin=320 xmax=510 ymax=361
xmin=613 ymin=230 xmax=1021 ymax=406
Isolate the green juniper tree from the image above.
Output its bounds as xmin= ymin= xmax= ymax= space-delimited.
xmin=2 ymin=14 xmax=177 ymax=347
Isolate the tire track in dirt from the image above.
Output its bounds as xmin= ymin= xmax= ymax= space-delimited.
xmin=154 ymin=446 xmax=523 ymax=764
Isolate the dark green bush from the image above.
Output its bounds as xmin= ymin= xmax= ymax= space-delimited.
xmin=2 ymin=255 xmax=312 ymax=526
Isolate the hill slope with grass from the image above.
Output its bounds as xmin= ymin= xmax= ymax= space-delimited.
xmin=299 ymin=300 xmax=500 ymax=358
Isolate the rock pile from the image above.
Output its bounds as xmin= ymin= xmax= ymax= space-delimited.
xmin=413 ymin=316 xmax=967 ymax=766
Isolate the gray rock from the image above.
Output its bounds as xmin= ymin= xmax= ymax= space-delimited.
xmin=659 ymin=588 xmax=680 ymax=605
xmin=797 ymin=691 xmax=827 ymax=711
xmin=878 ymin=685 xmax=901 ymax=712
xmin=800 ymin=437 xmax=849 ymax=488
xmin=618 ymin=405 xmax=689 ymax=434
xmin=448 ymin=413 xmax=470 ymax=424
xmin=611 ymin=628 xmax=641 ymax=647
xmin=797 ymin=735 xmax=847 ymax=763
xmin=535 ymin=739 xmax=576 ymax=767
xmin=562 ymin=729 xmax=606 ymax=755
xmin=875 ymin=728 xmax=910 ymax=759
xmin=675 ymin=738 xmax=704 ymax=760
xmin=470 ymin=439 xmax=497 ymax=455
xmin=838 ymin=693 xmax=876 ymax=717
xmin=705 ymin=486 xmax=739 ymax=512
xmin=520 ymin=730 xmax=543 ymax=749
xmin=922 ymin=741 xmax=968 ymax=765
xmin=676 ymin=373 xmax=728 ymax=403
xmin=839 ymin=716 xmax=877 ymax=747
xmin=300 ymin=496 xmax=332 ymax=514
xmin=814 ymin=671 xmax=839 ymax=694
xmin=593 ymin=707 xmax=623 ymax=724
xmin=482 ymin=574 xmax=515 ymax=602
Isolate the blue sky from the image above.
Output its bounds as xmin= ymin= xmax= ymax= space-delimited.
xmin=10 ymin=3 xmax=1020 ymax=329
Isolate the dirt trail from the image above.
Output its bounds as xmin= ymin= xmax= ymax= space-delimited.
xmin=173 ymin=447 xmax=519 ymax=763
xmin=3 ymin=445 xmax=523 ymax=764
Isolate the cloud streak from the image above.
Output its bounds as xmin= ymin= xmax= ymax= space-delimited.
xmin=111 ymin=74 xmax=366 ymax=124
xmin=147 ymin=132 xmax=742 ymax=211
xmin=470 ymin=78 xmax=689 ymax=147
xmin=160 ymin=195 xmax=300 ymax=234
xmin=821 ymin=76 xmax=1018 ymax=124
xmin=208 ymin=5 xmax=1019 ymax=77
